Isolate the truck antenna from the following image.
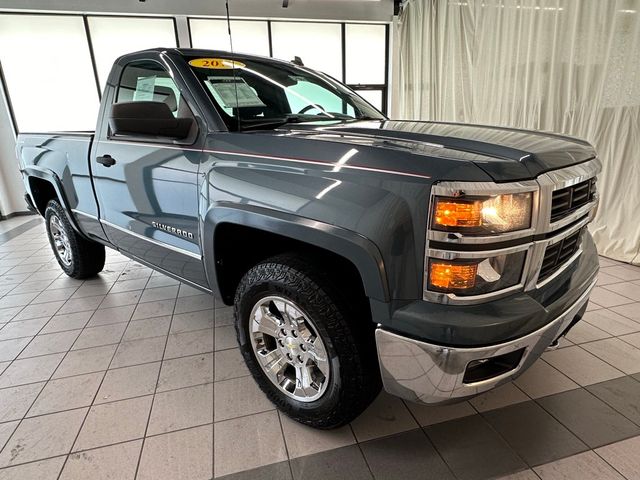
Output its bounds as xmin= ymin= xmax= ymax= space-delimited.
xmin=225 ymin=0 xmax=241 ymax=132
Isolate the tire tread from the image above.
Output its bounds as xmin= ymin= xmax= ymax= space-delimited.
xmin=234 ymin=253 xmax=380 ymax=429
xmin=45 ymin=200 xmax=105 ymax=279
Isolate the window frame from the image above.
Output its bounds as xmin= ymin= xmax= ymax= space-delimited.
xmin=106 ymin=57 xmax=200 ymax=146
xmin=0 ymin=60 xmax=18 ymax=138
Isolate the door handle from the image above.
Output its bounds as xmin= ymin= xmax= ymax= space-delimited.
xmin=97 ymin=155 xmax=116 ymax=167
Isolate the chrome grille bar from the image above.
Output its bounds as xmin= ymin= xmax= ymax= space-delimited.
xmin=424 ymin=158 xmax=601 ymax=304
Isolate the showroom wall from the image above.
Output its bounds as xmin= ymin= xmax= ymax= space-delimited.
xmin=0 ymin=81 xmax=23 ymax=217
xmin=395 ymin=0 xmax=640 ymax=264
xmin=0 ymin=0 xmax=393 ymax=217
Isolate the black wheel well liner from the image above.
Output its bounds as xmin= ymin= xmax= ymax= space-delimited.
xmin=24 ymin=169 xmax=85 ymax=237
xmin=28 ymin=176 xmax=58 ymax=215
xmin=213 ymin=223 xmax=370 ymax=312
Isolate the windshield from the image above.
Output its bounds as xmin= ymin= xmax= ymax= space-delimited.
xmin=188 ymin=56 xmax=385 ymax=131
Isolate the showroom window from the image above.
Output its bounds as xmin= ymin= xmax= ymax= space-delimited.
xmin=188 ymin=18 xmax=389 ymax=113
xmin=189 ymin=19 xmax=270 ymax=57
xmin=345 ymin=23 xmax=387 ymax=112
xmin=0 ymin=14 xmax=389 ymax=134
xmin=0 ymin=14 xmax=99 ymax=132
xmin=87 ymin=16 xmax=178 ymax=90
xmin=270 ymin=22 xmax=343 ymax=80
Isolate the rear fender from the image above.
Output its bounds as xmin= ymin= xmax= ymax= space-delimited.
xmin=23 ymin=166 xmax=83 ymax=234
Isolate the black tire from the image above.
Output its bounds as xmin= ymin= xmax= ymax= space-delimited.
xmin=44 ymin=200 xmax=105 ymax=279
xmin=234 ymin=253 xmax=381 ymax=429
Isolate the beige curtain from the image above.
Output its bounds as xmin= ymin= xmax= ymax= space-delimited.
xmin=395 ymin=0 xmax=640 ymax=264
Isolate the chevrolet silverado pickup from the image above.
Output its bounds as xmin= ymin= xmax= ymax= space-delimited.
xmin=17 ymin=48 xmax=600 ymax=428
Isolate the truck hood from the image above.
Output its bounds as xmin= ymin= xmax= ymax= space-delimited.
xmin=278 ymin=120 xmax=596 ymax=181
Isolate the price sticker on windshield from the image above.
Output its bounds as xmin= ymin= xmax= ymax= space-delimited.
xmin=188 ymin=58 xmax=245 ymax=69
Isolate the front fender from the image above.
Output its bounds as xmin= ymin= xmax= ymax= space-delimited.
xmin=202 ymin=202 xmax=390 ymax=302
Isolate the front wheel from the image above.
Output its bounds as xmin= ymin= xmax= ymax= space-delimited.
xmin=234 ymin=254 xmax=380 ymax=429
xmin=45 ymin=200 xmax=105 ymax=279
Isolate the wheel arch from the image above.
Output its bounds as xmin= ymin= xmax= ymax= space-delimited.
xmin=24 ymin=167 xmax=83 ymax=234
xmin=203 ymin=203 xmax=389 ymax=306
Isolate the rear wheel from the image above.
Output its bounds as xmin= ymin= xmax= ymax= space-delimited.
xmin=45 ymin=200 xmax=105 ymax=279
xmin=234 ymin=254 xmax=380 ymax=429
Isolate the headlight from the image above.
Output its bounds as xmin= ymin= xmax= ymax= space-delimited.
xmin=432 ymin=192 xmax=533 ymax=234
xmin=427 ymin=251 xmax=526 ymax=296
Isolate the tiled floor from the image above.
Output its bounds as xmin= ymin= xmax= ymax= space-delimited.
xmin=1 ymin=219 xmax=640 ymax=479
xmin=0 ymin=218 xmax=214 ymax=479
xmin=0 ymin=216 xmax=36 ymax=235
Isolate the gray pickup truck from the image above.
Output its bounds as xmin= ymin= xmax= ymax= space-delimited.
xmin=17 ymin=48 xmax=600 ymax=428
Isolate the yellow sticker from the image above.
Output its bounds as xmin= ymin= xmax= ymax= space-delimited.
xmin=188 ymin=58 xmax=245 ymax=69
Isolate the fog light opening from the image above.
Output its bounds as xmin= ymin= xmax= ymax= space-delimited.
xmin=463 ymin=348 xmax=525 ymax=384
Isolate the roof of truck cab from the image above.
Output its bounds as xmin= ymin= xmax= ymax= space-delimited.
xmin=122 ymin=47 xmax=294 ymax=67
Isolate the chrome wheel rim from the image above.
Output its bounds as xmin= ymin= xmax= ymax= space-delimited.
xmin=49 ymin=214 xmax=72 ymax=266
xmin=249 ymin=296 xmax=330 ymax=402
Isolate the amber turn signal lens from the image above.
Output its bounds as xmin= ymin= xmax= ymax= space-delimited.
xmin=433 ymin=199 xmax=482 ymax=228
xmin=429 ymin=262 xmax=478 ymax=290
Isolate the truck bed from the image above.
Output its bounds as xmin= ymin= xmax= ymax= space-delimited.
xmin=17 ymin=131 xmax=103 ymax=239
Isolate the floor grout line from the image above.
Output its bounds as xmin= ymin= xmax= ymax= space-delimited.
xmin=274 ymin=411 xmax=295 ymax=480
xmin=0 ymin=421 xmax=215 ymax=473
xmin=54 ymin=261 xmax=150 ymax=480
xmin=592 ymin=443 xmax=635 ymax=480
xmin=0 ymin=380 xmax=216 ymax=426
xmin=3 ymin=222 xmax=640 ymax=478
xmin=401 ymin=399 xmax=459 ymax=479
xmin=132 ymin=271 xmax=183 ymax=480
xmin=0 ymin=289 xmax=93 ymax=458
xmin=0 ymin=332 xmax=215 ymax=391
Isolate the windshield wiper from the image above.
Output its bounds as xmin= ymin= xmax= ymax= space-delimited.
xmin=345 ymin=115 xmax=384 ymax=122
xmin=241 ymin=113 xmax=346 ymax=131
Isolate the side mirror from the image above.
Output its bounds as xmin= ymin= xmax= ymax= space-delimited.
xmin=109 ymin=101 xmax=193 ymax=139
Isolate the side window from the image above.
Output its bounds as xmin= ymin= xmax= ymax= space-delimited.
xmin=115 ymin=61 xmax=192 ymax=121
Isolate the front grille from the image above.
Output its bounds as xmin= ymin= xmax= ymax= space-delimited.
xmin=550 ymin=178 xmax=596 ymax=222
xmin=538 ymin=228 xmax=583 ymax=281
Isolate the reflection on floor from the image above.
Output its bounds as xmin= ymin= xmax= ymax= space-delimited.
xmin=0 ymin=218 xmax=639 ymax=479
xmin=0 ymin=214 xmax=38 ymax=235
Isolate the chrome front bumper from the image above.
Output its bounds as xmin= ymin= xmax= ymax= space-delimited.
xmin=375 ymin=278 xmax=596 ymax=404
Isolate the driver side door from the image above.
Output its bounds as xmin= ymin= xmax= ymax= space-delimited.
xmin=92 ymin=59 xmax=208 ymax=288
